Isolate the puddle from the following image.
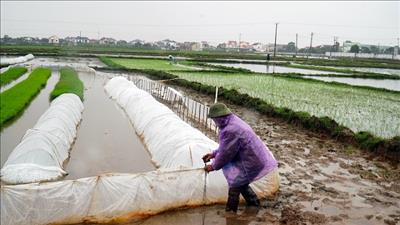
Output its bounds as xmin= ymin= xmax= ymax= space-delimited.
xmin=302 ymin=75 xmax=400 ymax=91
xmin=208 ymin=63 xmax=343 ymax=75
xmin=1 ymin=71 xmax=59 ymax=167
xmin=64 ymin=71 xmax=155 ymax=179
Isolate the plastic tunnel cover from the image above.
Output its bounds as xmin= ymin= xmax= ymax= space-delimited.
xmin=0 ymin=93 xmax=84 ymax=184
xmin=0 ymin=76 xmax=279 ymax=225
xmin=0 ymin=54 xmax=34 ymax=66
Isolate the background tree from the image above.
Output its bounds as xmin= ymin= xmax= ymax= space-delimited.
xmin=286 ymin=42 xmax=296 ymax=52
xmin=350 ymin=44 xmax=360 ymax=53
xmin=360 ymin=46 xmax=371 ymax=53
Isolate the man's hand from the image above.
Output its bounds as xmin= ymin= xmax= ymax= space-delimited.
xmin=202 ymin=153 xmax=213 ymax=163
xmin=204 ymin=164 xmax=214 ymax=173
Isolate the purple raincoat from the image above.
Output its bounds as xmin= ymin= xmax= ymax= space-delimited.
xmin=211 ymin=114 xmax=278 ymax=188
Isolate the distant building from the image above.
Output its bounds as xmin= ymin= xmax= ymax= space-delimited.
xmin=239 ymin=41 xmax=251 ymax=50
xmin=99 ymin=37 xmax=117 ymax=45
xmin=226 ymin=41 xmax=237 ymax=49
xmin=251 ymin=43 xmax=267 ymax=52
xmin=265 ymin=43 xmax=286 ymax=53
xmin=64 ymin=36 xmax=90 ymax=45
xmin=129 ymin=39 xmax=145 ymax=46
xmin=342 ymin=40 xmax=391 ymax=53
xmin=48 ymin=36 xmax=59 ymax=44
xmin=191 ymin=42 xmax=202 ymax=51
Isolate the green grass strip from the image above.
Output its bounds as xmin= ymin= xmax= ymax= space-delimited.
xmin=0 ymin=66 xmax=28 ymax=86
xmin=0 ymin=68 xmax=51 ymax=127
xmin=50 ymin=67 xmax=84 ymax=101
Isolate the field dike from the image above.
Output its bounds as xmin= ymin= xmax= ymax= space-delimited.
xmin=1 ymin=93 xmax=84 ymax=184
xmin=0 ymin=76 xmax=279 ymax=225
xmin=96 ymin=64 xmax=400 ymax=163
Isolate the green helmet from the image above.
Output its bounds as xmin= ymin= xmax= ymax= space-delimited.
xmin=208 ymin=103 xmax=232 ymax=118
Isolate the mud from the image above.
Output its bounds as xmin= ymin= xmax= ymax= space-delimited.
xmin=141 ymin=83 xmax=399 ymax=225
xmin=64 ymin=71 xmax=154 ymax=179
xmin=0 ymin=71 xmax=59 ymax=167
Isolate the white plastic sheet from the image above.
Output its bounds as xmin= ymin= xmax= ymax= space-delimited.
xmin=1 ymin=169 xmax=279 ymax=225
xmin=0 ymin=77 xmax=279 ymax=225
xmin=0 ymin=54 xmax=34 ymax=66
xmin=1 ymin=94 xmax=84 ymax=184
xmin=104 ymin=76 xmax=218 ymax=169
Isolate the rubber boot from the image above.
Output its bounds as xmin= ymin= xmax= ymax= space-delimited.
xmin=241 ymin=185 xmax=260 ymax=207
xmin=226 ymin=187 xmax=241 ymax=213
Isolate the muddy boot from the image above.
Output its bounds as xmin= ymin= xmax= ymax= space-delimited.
xmin=241 ymin=185 xmax=260 ymax=207
xmin=226 ymin=187 xmax=241 ymax=213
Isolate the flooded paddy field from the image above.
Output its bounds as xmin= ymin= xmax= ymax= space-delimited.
xmin=321 ymin=66 xmax=400 ymax=76
xmin=207 ymin=62 xmax=400 ymax=91
xmin=208 ymin=62 xmax=341 ymax=75
xmin=303 ymin=75 xmax=400 ymax=91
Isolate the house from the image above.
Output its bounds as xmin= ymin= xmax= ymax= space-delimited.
xmin=99 ymin=37 xmax=117 ymax=45
xmin=64 ymin=36 xmax=90 ymax=45
xmin=226 ymin=41 xmax=237 ymax=49
xmin=265 ymin=43 xmax=286 ymax=53
xmin=239 ymin=41 xmax=251 ymax=50
xmin=129 ymin=39 xmax=145 ymax=46
xmin=191 ymin=42 xmax=202 ymax=51
xmin=48 ymin=36 xmax=59 ymax=44
xmin=252 ymin=43 xmax=267 ymax=52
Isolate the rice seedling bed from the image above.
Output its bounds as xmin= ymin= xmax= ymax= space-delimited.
xmin=50 ymin=67 xmax=84 ymax=101
xmin=0 ymin=68 xmax=51 ymax=127
xmin=0 ymin=66 xmax=28 ymax=86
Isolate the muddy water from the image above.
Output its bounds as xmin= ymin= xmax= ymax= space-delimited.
xmin=209 ymin=62 xmax=342 ymax=75
xmin=0 ymin=71 xmax=59 ymax=167
xmin=64 ymin=71 xmax=154 ymax=180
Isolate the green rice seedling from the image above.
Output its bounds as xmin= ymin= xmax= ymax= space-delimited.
xmin=50 ymin=67 xmax=84 ymax=101
xmin=0 ymin=68 xmax=51 ymax=127
xmin=0 ymin=66 xmax=28 ymax=86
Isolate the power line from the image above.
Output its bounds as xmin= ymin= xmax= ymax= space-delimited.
xmin=2 ymin=18 xmax=398 ymax=30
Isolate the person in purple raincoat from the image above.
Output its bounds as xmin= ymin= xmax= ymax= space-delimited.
xmin=202 ymin=103 xmax=278 ymax=213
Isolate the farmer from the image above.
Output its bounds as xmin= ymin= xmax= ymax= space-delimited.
xmin=202 ymin=103 xmax=278 ymax=213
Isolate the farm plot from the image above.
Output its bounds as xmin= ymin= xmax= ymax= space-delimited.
xmin=106 ymin=57 xmax=198 ymax=71
xmin=0 ymin=66 xmax=28 ymax=87
xmin=170 ymin=71 xmax=400 ymax=138
xmin=0 ymin=70 xmax=59 ymax=166
xmin=106 ymin=57 xmax=400 ymax=138
xmin=0 ymin=68 xmax=52 ymax=127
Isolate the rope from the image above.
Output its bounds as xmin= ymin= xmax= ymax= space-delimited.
xmin=202 ymin=164 xmax=208 ymax=225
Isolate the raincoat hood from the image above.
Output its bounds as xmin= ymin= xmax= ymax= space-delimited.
xmin=211 ymin=114 xmax=278 ymax=188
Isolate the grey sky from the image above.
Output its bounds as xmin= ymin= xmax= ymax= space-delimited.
xmin=1 ymin=1 xmax=399 ymax=47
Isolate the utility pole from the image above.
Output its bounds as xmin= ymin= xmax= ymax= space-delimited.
xmin=309 ymin=32 xmax=314 ymax=57
xmin=238 ymin=33 xmax=242 ymax=52
xmin=273 ymin=23 xmax=278 ymax=57
xmin=79 ymin=31 xmax=82 ymax=45
xmin=295 ymin=33 xmax=298 ymax=57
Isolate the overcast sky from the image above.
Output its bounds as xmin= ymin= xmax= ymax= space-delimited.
xmin=1 ymin=1 xmax=399 ymax=47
